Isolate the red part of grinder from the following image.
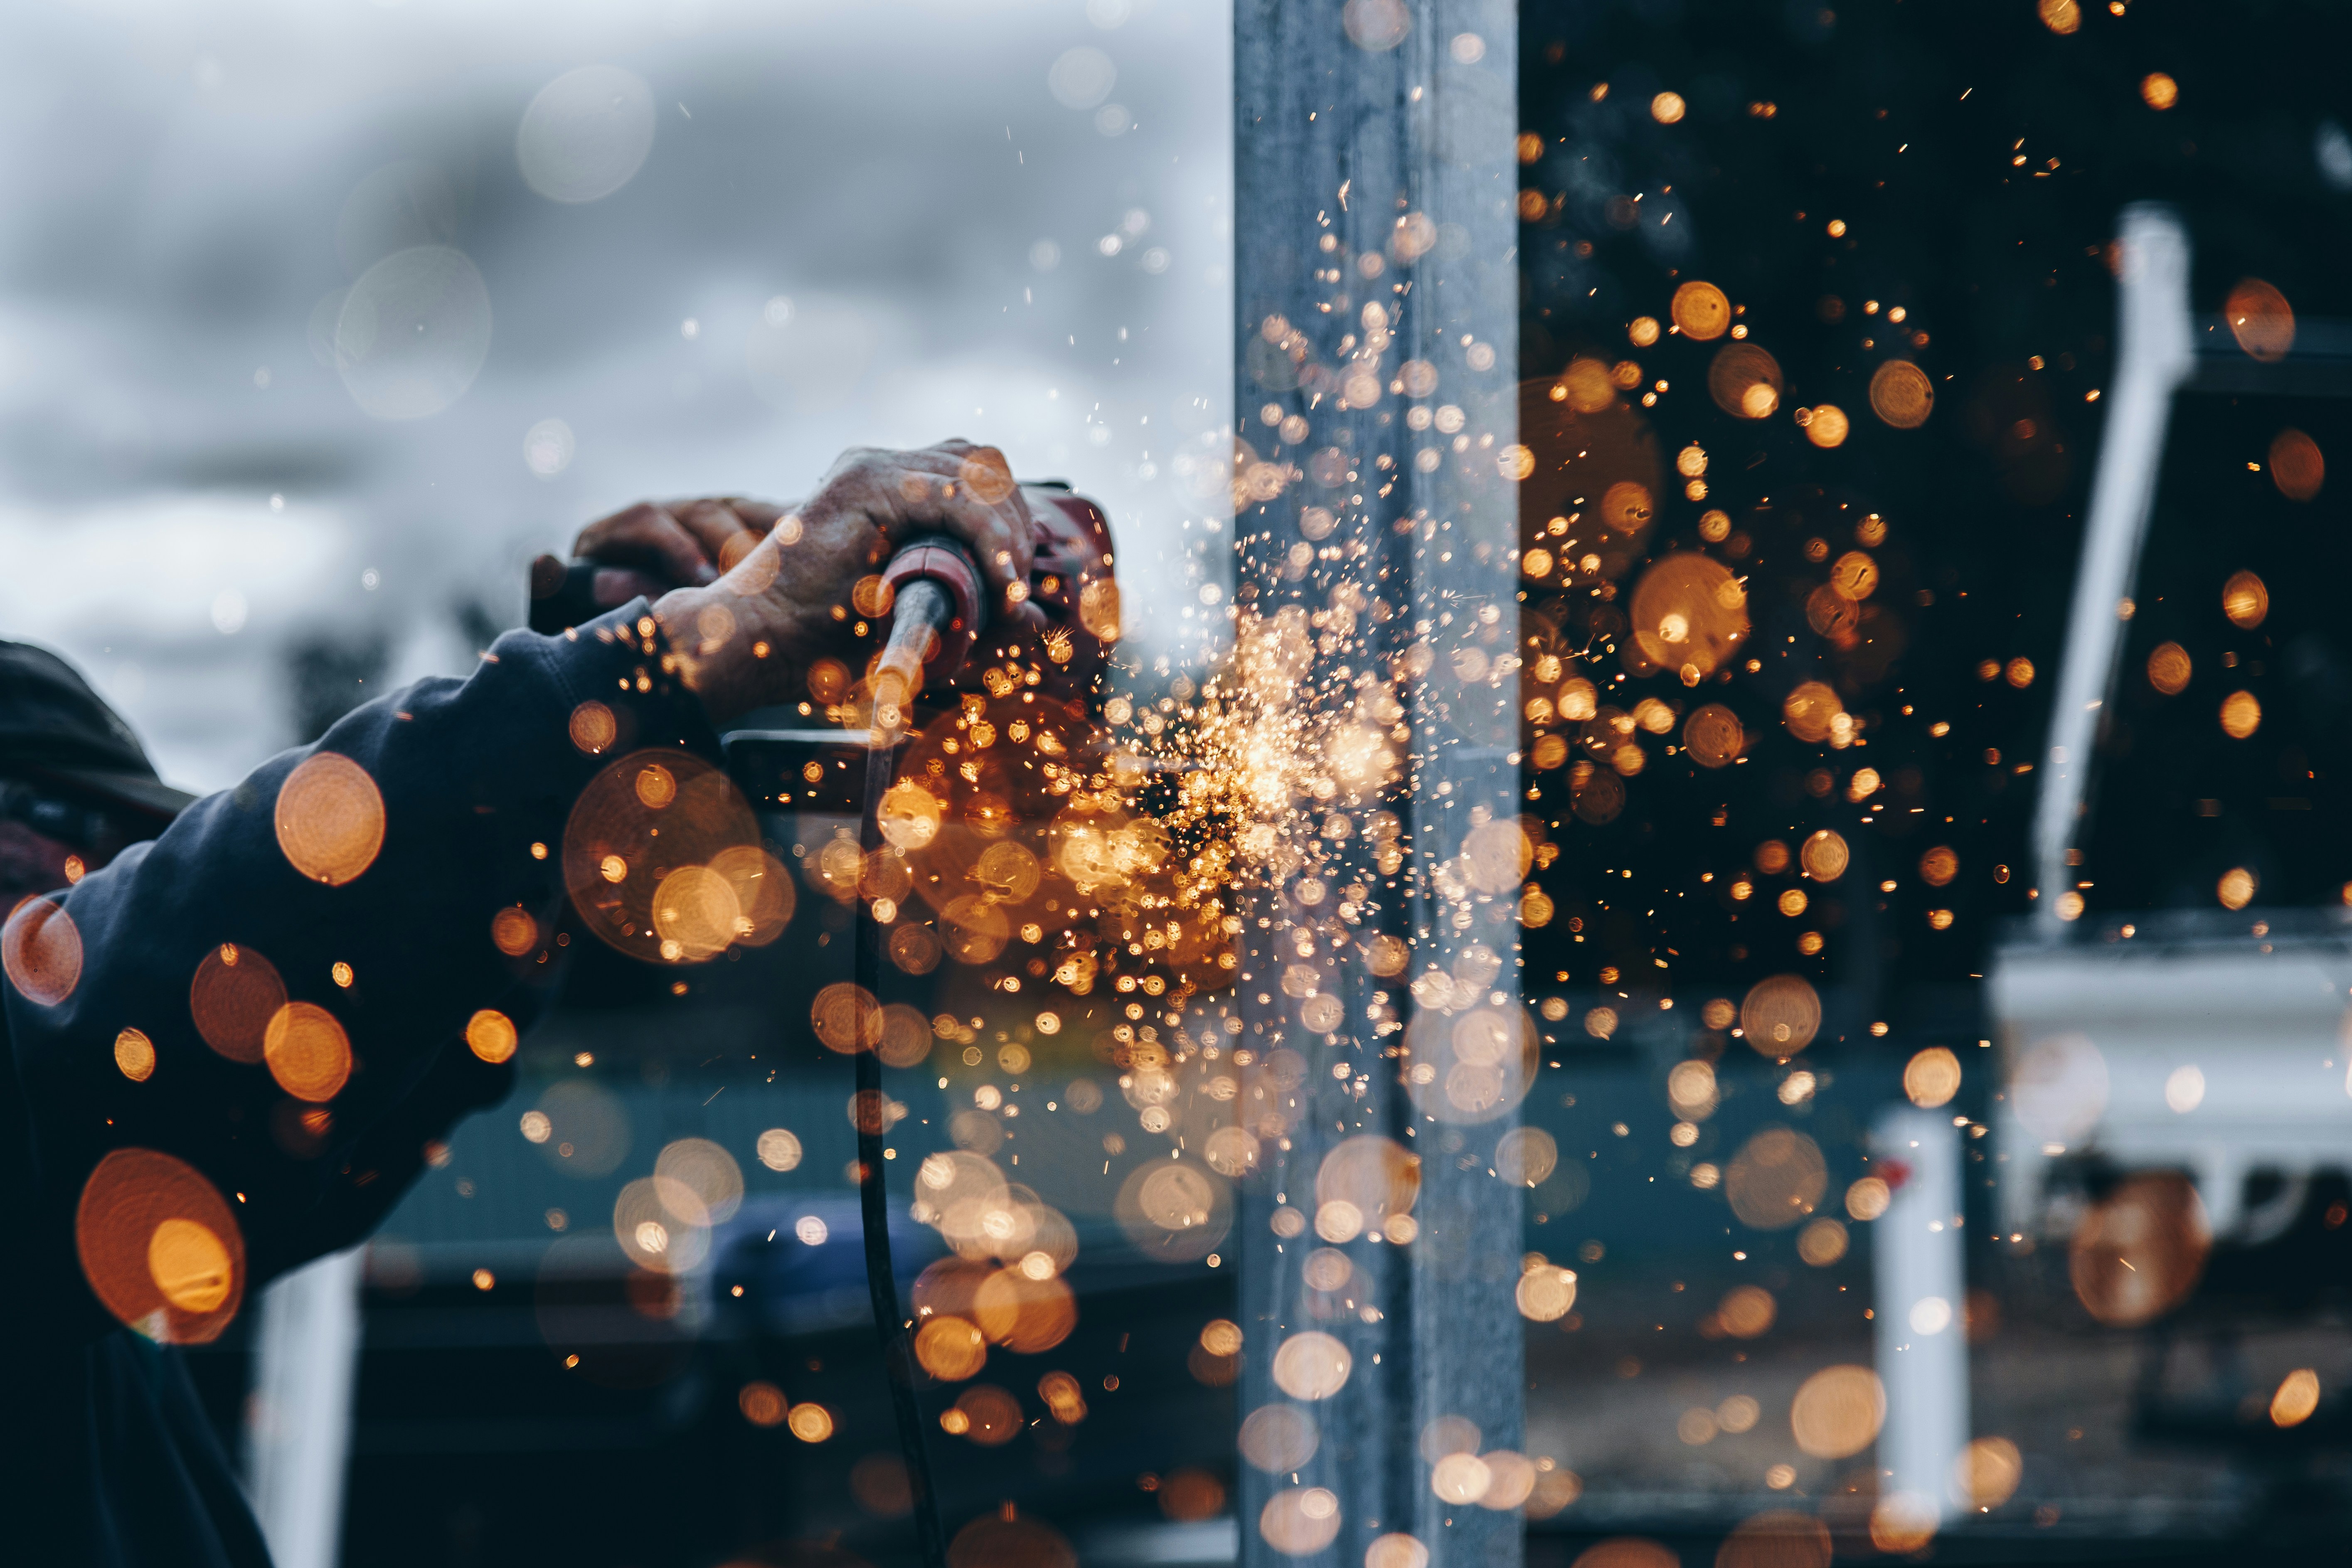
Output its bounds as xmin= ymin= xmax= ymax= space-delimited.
xmin=878 ymin=541 xmax=984 ymax=674
xmin=879 ymin=482 xmax=1116 ymax=706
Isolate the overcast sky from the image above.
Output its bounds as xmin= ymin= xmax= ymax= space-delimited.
xmin=0 ymin=0 xmax=1232 ymax=791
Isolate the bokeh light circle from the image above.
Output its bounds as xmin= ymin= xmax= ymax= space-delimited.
xmin=1716 ymin=1509 xmax=1832 ymax=1568
xmin=516 ymin=65 xmax=657 ymax=203
xmin=1790 ymin=1364 xmax=1885 ymax=1457
xmin=564 ymin=749 xmax=762 ymax=963
xmin=274 ymin=752 xmax=385 ymax=885
xmin=915 ymin=1315 xmax=988 ymax=1381
xmin=1740 ymin=975 xmax=1820 ymax=1056
xmin=1259 ymin=1487 xmax=1342 ymax=1556
xmin=1630 ymin=553 xmax=1749 ymax=677
xmin=1957 ymin=1436 xmax=2022 ymax=1509
xmin=947 ymin=1511 xmax=1076 ymax=1568
xmin=1868 ymin=360 xmax=1934 ymax=428
xmin=2225 ymin=277 xmax=2295 ymax=362
xmin=1240 ymin=1403 xmax=1320 ymax=1472
xmin=1903 ymin=1046 xmax=1961 ymax=1108
xmin=114 ymin=1027 xmax=156 ymax=1082
xmin=973 ymin=1265 xmax=1078 ymax=1352
xmin=1671 ymin=281 xmax=1731 ymax=340
xmin=263 ymin=1001 xmax=352 ymax=1102
xmin=335 ymin=247 xmax=492 ymax=421
xmin=1115 ymin=1158 xmax=1231 ymax=1261
xmin=466 ymin=1008 xmax=519 ymax=1064
xmin=2269 ymin=427 xmax=2324 ymax=500
xmin=1272 ymin=1330 xmax=1352 ymax=1400
xmin=1047 ymin=47 xmax=1118 ymax=110
xmin=1708 ymin=343 xmax=1783 ymax=419
xmin=1342 ymin=0 xmax=1411 ymax=52
xmin=655 ymin=1136 xmax=744 ymax=1224
xmin=76 ymin=1147 xmax=245 ymax=1343
xmin=1797 ymin=1217 xmax=1849 ymax=1265
xmin=1726 ymin=1127 xmax=1827 ymax=1230
xmin=1683 ymin=704 xmax=1744 ymax=767
xmin=191 ymin=943 xmax=287 ymax=1065
xmin=2 ymin=896 xmax=81 ymax=1006
xmin=491 ymin=906 xmax=540 ymax=956
xmin=2070 ymin=1171 xmax=2209 ymax=1325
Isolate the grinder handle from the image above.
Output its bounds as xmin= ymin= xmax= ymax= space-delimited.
xmin=876 ymin=534 xmax=985 ymax=686
xmin=525 ymin=537 xmax=985 ymax=681
xmin=526 ymin=482 xmax=1114 ymax=700
xmin=525 ymin=555 xmax=605 ymax=637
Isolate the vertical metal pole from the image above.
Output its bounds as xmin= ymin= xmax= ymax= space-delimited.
xmin=1234 ymin=4 xmax=1520 ymax=1564
xmin=1871 ymin=1108 xmax=1968 ymax=1529
xmin=2029 ymin=204 xmax=2192 ymax=926
xmin=245 ymin=1246 xmax=365 ymax=1568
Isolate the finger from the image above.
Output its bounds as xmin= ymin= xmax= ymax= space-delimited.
xmin=572 ymin=502 xmax=718 ymax=586
xmin=804 ymin=447 xmax=1034 ymax=617
xmin=667 ymin=498 xmax=759 ymax=564
xmin=592 ymin=566 xmax=672 ymax=608
xmin=879 ymin=446 xmax=1036 ymax=597
xmin=891 ymin=481 xmax=1029 ymax=606
xmin=675 ymin=497 xmax=771 ymax=575
xmin=723 ymin=498 xmax=788 ymax=532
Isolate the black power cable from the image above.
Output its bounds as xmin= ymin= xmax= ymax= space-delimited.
xmin=849 ymin=568 xmax=965 ymax=1568
xmin=852 ymin=735 xmax=946 ymax=1568
xmin=530 ymin=536 xmax=984 ymax=1567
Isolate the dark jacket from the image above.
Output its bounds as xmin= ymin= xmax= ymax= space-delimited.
xmin=0 ymin=605 xmax=714 ymax=1563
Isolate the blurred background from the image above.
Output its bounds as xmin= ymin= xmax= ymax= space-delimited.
xmin=0 ymin=0 xmax=1233 ymax=793
xmin=1500 ymin=4 xmax=2352 ymax=1563
xmin=16 ymin=2 xmax=2352 ymax=1566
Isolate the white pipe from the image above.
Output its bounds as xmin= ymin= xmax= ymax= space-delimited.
xmin=1872 ymin=1106 xmax=1968 ymax=1526
xmin=2031 ymin=204 xmax=2194 ymax=928
xmin=244 ymin=1247 xmax=366 ymax=1568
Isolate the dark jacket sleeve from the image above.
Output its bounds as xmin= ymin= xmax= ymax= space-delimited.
xmin=0 ymin=603 xmax=719 ymax=1342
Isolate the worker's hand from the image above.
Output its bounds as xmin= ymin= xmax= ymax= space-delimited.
xmin=570 ymin=496 xmax=785 ymax=610
xmin=637 ymin=441 xmax=1044 ymax=721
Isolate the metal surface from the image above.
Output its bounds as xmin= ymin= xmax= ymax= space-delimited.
xmin=2188 ymin=314 xmax=2352 ymax=396
xmin=2010 ymin=205 xmax=2352 ymax=1236
xmin=1990 ymin=918 xmax=2352 ymax=1238
xmin=246 ymin=1247 xmax=367 ymax=1568
xmin=1871 ymin=1107 xmax=1968 ymax=1531
xmin=2030 ymin=204 xmax=2195 ymax=930
xmin=1233 ymin=4 xmax=1522 ymax=1563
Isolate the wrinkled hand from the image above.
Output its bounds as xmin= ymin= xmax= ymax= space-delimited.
xmin=571 ymin=496 xmax=784 ymax=610
xmin=599 ymin=441 xmax=1044 ymax=721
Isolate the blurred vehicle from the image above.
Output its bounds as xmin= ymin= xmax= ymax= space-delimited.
xmin=1990 ymin=204 xmax=2352 ymax=1521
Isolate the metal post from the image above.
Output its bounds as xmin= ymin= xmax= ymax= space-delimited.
xmin=1871 ymin=1108 xmax=1968 ymax=1530
xmin=2029 ymin=204 xmax=2193 ymax=926
xmin=1234 ymin=3 xmax=1521 ymax=1563
xmin=245 ymin=1247 xmax=366 ymax=1568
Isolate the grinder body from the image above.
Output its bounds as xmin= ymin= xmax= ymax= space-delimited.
xmin=528 ymin=482 xmax=1117 ymax=720
xmin=527 ymin=482 xmax=1115 ymax=1568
